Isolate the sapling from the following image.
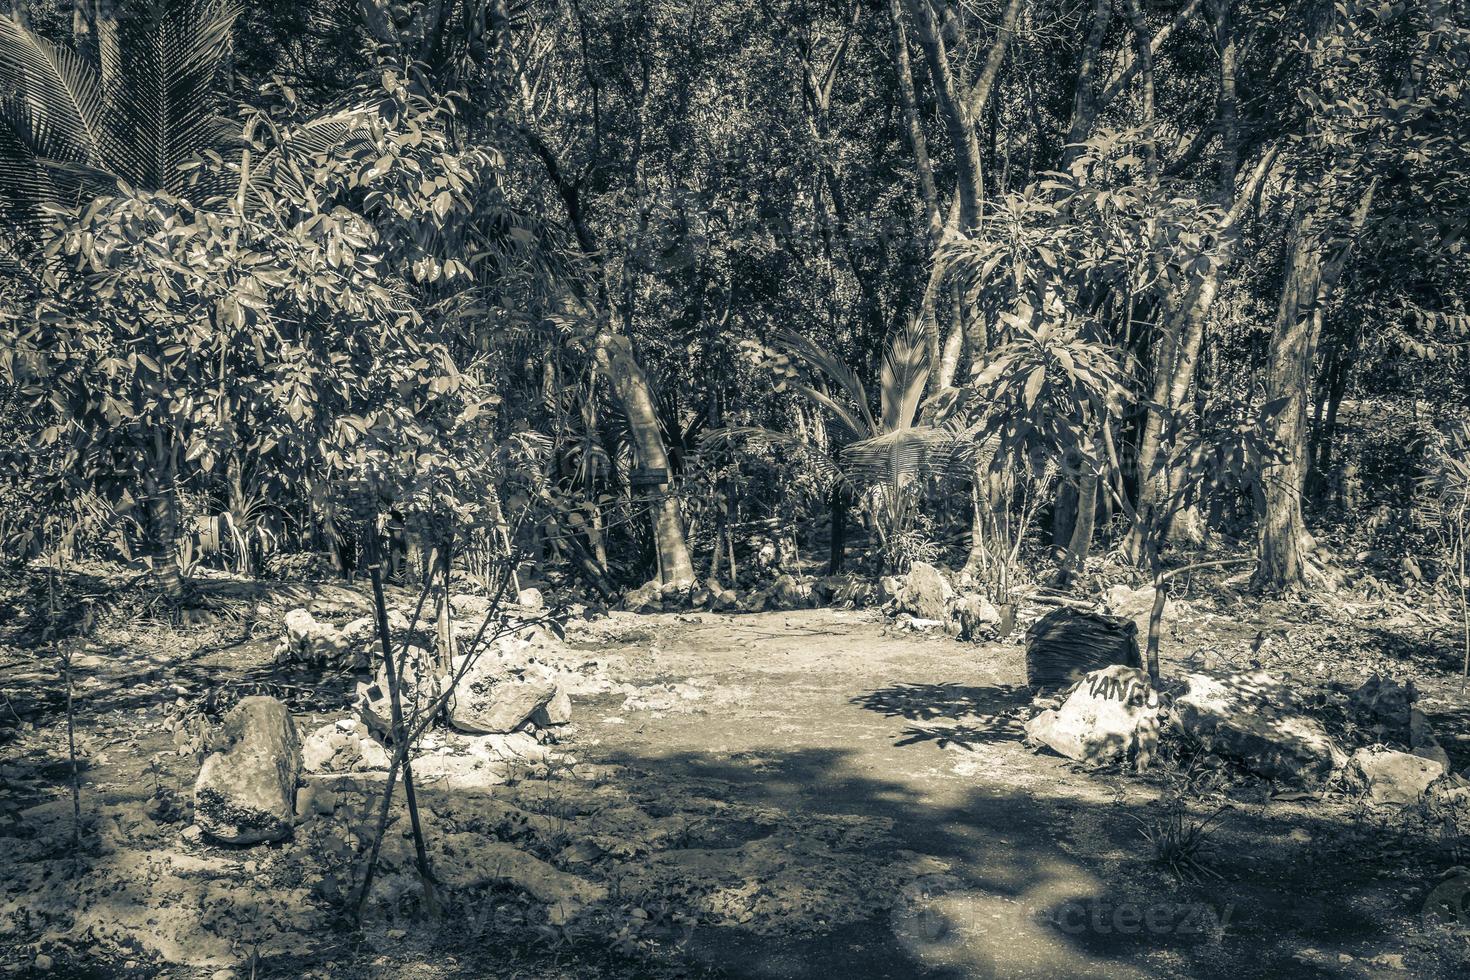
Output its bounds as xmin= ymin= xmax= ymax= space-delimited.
xmin=46 ymin=557 xmax=82 ymax=857
xmin=351 ymin=543 xmax=560 ymax=924
xmin=361 ymin=525 xmax=438 ymax=917
xmin=1427 ymin=423 xmax=1470 ymax=682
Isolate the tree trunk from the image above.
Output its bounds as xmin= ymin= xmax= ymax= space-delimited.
xmin=144 ymin=467 xmax=185 ymax=600
xmin=1127 ymin=12 xmax=1268 ymax=558
xmin=1063 ymin=0 xmax=1114 ymax=165
xmin=1255 ymin=183 xmax=1376 ymax=590
xmin=903 ymin=0 xmax=983 ymax=232
xmin=595 ymin=332 xmax=696 ymax=586
xmin=1256 ymin=208 xmax=1320 ymax=591
xmin=887 ymin=0 xmax=941 ymax=242
xmin=828 ymin=486 xmax=847 ymax=575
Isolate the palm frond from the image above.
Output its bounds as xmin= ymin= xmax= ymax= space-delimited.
xmin=880 ymin=317 xmax=929 ymax=432
xmin=0 ymin=15 xmax=114 ymax=231
xmin=789 ymin=382 xmax=867 ymax=443
xmin=840 ymin=421 xmax=988 ymax=489
xmin=775 ymin=328 xmax=877 ymax=435
xmin=0 ymin=14 xmax=107 ymax=165
xmin=101 ymin=0 xmax=240 ymax=194
xmin=700 ymin=425 xmax=847 ymax=491
xmin=248 ymin=104 xmax=380 ymax=203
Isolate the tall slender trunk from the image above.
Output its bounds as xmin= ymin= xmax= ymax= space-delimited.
xmin=903 ymin=0 xmax=983 ymax=232
xmin=1256 ymin=208 xmax=1320 ymax=589
xmin=906 ymin=0 xmax=1022 ymax=393
xmin=887 ymin=0 xmax=941 ymax=242
xmin=828 ymin=486 xmax=847 ymax=575
xmin=595 ymin=332 xmax=696 ymax=586
xmin=1255 ymin=183 xmax=1375 ymax=590
xmin=1128 ymin=11 xmax=1265 ymax=557
xmin=1063 ymin=0 xmax=1114 ymax=166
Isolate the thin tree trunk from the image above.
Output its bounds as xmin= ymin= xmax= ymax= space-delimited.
xmin=1063 ymin=0 xmax=1113 ymax=165
xmin=887 ymin=0 xmax=941 ymax=241
xmin=828 ymin=486 xmax=847 ymax=575
xmin=1256 ymin=208 xmax=1317 ymax=590
xmin=1127 ymin=18 xmax=1269 ymax=557
xmin=1066 ymin=441 xmax=1102 ymax=580
xmin=1256 ymin=183 xmax=1376 ymax=590
xmin=595 ymin=332 xmax=696 ymax=586
xmin=904 ymin=0 xmax=983 ymax=231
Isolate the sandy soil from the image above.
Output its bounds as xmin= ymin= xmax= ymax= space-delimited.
xmin=3 ymin=580 xmax=1470 ymax=979
xmin=571 ymin=608 xmax=1470 ymax=979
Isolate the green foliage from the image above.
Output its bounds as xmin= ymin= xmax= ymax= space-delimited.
xmin=0 ymin=0 xmax=240 ymax=238
xmin=1 ymin=76 xmax=501 ymax=566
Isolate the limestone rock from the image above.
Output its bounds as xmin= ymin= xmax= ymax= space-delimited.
xmin=951 ymin=592 xmax=1001 ymax=640
xmin=622 ymin=580 xmax=662 ymax=613
xmin=433 ymin=835 xmax=607 ymax=917
xmin=464 ymin=731 xmax=554 ymax=764
xmin=1025 ymin=666 xmax=1161 ymax=768
xmin=339 ymin=616 xmax=377 ymax=647
xmin=194 ymin=697 xmax=301 ymax=844
xmin=1173 ymin=670 xmax=1342 ymax=783
xmin=450 ymin=593 xmax=492 ymax=620
xmin=276 ymin=609 xmax=347 ymax=666
xmin=1105 ymin=583 xmax=1170 ymax=636
xmin=738 ymin=587 xmax=773 ymax=613
xmin=1024 ymin=608 xmax=1141 ymax=690
xmin=532 ymin=687 xmax=573 ymax=726
xmin=355 ymin=647 xmax=443 ymax=738
xmin=1408 ymin=706 xmax=1452 ymax=771
xmin=772 ymin=574 xmax=812 ymax=609
xmin=447 ymin=658 xmax=557 ymax=734
xmin=516 ymin=588 xmax=545 ymax=612
xmin=903 ymin=562 xmax=953 ymax=620
xmin=1352 ymin=747 xmax=1444 ymax=804
xmin=301 ymin=719 xmax=390 ymax=774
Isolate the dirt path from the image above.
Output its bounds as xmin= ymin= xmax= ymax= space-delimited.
xmin=569 ymin=608 xmax=1464 ymax=980
xmin=4 ymin=586 xmax=1466 ymax=979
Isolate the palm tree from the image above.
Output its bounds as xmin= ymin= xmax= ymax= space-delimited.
xmin=0 ymin=0 xmax=239 ymax=598
xmin=0 ymin=0 xmax=239 ymax=241
xmin=710 ymin=320 xmax=979 ymax=573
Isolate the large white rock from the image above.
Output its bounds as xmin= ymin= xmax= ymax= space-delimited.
xmin=1352 ymin=747 xmax=1445 ymax=804
xmin=355 ymin=646 xmax=444 ymax=738
xmin=1025 ymin=665 xmax=1161 ymax=768
xmin=1173 ymin=669 xmax=1342 ymax=783
xmin=446 ymin=656 xmax=558 ymax=734
xmin=903 ymin=562 xmax=954 ymax=621
xmin=194 ymin=697 xmax=301 ymax=844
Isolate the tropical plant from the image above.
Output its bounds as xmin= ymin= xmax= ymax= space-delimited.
xmin=0 ymin=0 xmax=240 ymax=238
xmin=711 ymin=320 xmax=974 ymax=573
xmin=2 ymin=79 xmax=494 ymax=598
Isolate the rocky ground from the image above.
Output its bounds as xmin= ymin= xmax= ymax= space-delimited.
xmin=2 ymin=565 xmax=1470 ymax=978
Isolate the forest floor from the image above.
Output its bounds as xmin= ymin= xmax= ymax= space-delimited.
xmin=3 ymin=568 xmax=1470 ymax=978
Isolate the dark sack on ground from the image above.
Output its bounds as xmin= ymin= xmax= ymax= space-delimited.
xmin=1025 ymin=608 xmax=1142 ymax=690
